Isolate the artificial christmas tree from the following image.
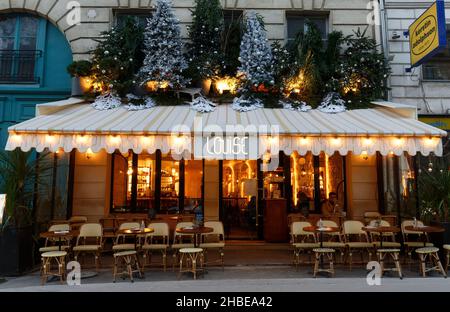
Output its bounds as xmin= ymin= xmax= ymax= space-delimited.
xmin=238 ymin=12 xmax=274 ymax=92
xmin=186 ymin=0 xmax=224 ymax=82
xmin=339 ymin=27 xmax=390 ymax=108
xmin=137 ymin=0 xmax=189 ymax=90
xmin=90 ymin=17 xmax=144 ymax=110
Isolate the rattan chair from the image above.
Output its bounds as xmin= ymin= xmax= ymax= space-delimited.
xmin=291 ymin=221 xmax=319 ymax=269
xmin=199 ymin=221 xmax=225 ymax=269
xmin=171 ymin=222 xmax=195 ymax=270
xmin=343 ymin=220 xmax=373 ymax=270
xmin=141 ymin=222 xmax=170 ymax=271
xmin=73 ymin=223 xmax=103 ymax=271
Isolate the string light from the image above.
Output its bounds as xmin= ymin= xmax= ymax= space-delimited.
xmin=86 ymin=148 xmax=93 ymax=160
xmin=331 ymin=137 xmax=341 ymax=146
xmin=394 ymin=137 xmax=403 ymax=146
xmin=363 ymin=137 xmax=372 ymax=146
xmin=109 ymin=135 xmax=121 ymax=145
xmin=299 ymin=137 xmax=309 ymax=145
xmin=46 ymin=134 xmax=55 ymax=143
xmin=361 ymin=151 xmax=368 ymax=160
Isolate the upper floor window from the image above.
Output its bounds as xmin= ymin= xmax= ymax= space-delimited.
xmin=422 ymin=27 xmax=450 ymax=81
xmin=114 ymin=10 xmax=154 ymax=27
xmin=286 ymin=13 xmax=328 ymax=45
xmin=0 ymin=14 xmax=41 ymax=83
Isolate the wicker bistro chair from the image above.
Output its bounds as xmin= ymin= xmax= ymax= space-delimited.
xmin=343 ymin=220 xmax=374 ymax=270
xmin=112 ymin=222 xmax=141 ymax=252
xmin=401 ymin=220 xmax=434 ymax=266
xmin=72 ymin=223 xmax=103 ymax=271
xmin=315 ymin=220 xmax=346 ymax=263
xmin=291 ymin=221 xmax=319 ymax=269
xmin=369 ymin=220 xmax=402 ymax=249
xmin=39 ymin=224 xmax=71 ymax=253
xmin=199 ymin=221 xmax=225 ymax=269
xmin=171 ymin=222 xmax=195 ymax=270
xmin=141 ymin=222 xmax=170 ymax=271
xmin=415 ymin=247 xmax=447 ymax=278
xmin=442 ymin=244 xmax=450 ymax=273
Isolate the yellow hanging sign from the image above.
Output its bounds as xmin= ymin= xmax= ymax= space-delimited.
xmin=409 ymin=0 xmax=447 ymax=68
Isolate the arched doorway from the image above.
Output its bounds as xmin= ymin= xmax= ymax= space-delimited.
xmin=0 ymin=12 xmax=72 ymax=148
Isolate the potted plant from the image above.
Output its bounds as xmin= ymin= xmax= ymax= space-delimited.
xmin=67 ymin=60 xmax=93 ymax=96
xmin=418 ymin=168 xmax=450 ymax=252
xmin=0 ymin=150 xmax=51 ymax=275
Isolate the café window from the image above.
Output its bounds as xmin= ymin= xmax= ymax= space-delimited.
xmin=286 ymin=12 xmax=328 ymax=45
xmin=422 ymin=28 xmax=450 ymax=80
xmin=290 ymin=152 xmax=345 ymax=213
xmin=184 ymin=160 xmax=203 ymax=212
xmin=381 ymin=153 xmax=416 ymax=218
xmin=111 ymin=151 xmax=156 ymax=213
xmin=0 ymin=14 xmax=41 ymax=84
xmin=160 ymin=154 xmax=180 ymax=213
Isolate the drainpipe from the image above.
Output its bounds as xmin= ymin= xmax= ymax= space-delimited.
xmin=377 ymin=0 xmax=392 ymax=101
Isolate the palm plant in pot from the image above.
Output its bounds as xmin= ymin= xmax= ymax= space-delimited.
xmin=418 ymin=167 xmax=450 ymax=247
xmin=0 ymin=150 xmax=51 ymax=275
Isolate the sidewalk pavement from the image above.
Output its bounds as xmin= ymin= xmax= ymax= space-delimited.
xmin=0 ymin=265 xmax=449 ymax=292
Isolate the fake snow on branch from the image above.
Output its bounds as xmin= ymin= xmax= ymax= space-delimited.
xmin=232 ymin=96 xmax=263 ymax=112
xmin=92 ymin=92 xmax=121 ymax=110
xmin=137 ymin=0 xmax=189 ymax=89
xmin=190 ymin=96 xmax=216 ymax=113
xmin=280 ymin=100 xmax=312 ymax=112
xmin=318 ymin=92 xmax=347 ymax=113
xmin=125 ymin=94 xmax=156 ymax=111
xmin=238 ymin=11 xmax=275 ymax=90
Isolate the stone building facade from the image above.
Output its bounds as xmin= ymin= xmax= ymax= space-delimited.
xmin=385 ymin=0 xmax=450 ymax=115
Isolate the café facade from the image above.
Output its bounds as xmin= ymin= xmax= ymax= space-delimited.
xmin=4 ymin=98 xmax=446 ymax=242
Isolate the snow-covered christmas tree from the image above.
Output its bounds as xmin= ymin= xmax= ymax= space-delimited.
xmin=137 ymin=0 xmax=189 ymax=89
xmin=238 ymin=12 xmax=274 ymax=92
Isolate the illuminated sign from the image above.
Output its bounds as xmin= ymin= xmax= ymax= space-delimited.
xmin=409 ymin=0 xmax=447 ymax=68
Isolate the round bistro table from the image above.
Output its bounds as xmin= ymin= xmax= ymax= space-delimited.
xmin=362 ymin=226 xmax=400 ymax=248
xmin=40 ymin=230 xmax=78 ymax=251
xmin=176 ymin=226 xmax=214 ymax=248
xmin=303 ymin=226 xmax=340 ymax=248
xmin=404 ymin=225 xmax=445 ymax=247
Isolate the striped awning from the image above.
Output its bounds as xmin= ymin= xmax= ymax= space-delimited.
xmin=5 ymin=101 xmax=447 ymax=157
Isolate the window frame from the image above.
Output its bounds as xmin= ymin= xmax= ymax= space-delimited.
xmin=113 ymin=9 xmax=154 ymax=28
xmin=285 ymin=11 xmax=330 ymax=44
xmin=0 ymin=13 xmax=46 ymax=86
xmin=421 ymin=25 xmax=450 ymax=82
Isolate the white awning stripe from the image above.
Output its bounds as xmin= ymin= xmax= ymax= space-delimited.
xmin=5 ymin=103 xmax=447 ymax=157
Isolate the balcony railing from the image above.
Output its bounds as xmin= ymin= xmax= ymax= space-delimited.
xmin=0 ymin=50 xmax=42 ymax=84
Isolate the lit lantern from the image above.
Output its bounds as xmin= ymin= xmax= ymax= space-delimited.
xmin=285 ymin=71 xmax=305 ymax=95
xmin=214 ymin=76 xmax=238 ymax=95
xmin=146 ymin=81 xmax=170 ymax=92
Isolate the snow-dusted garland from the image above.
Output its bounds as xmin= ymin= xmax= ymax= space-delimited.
xmin=232 ymin=96 xmax=263 ymax=112
xmin=190 ymin=96 xmax=216 ymax=113
xmin=280 ymin=100 xmax=312 ymax=112
xmin=92 ymin=92 xmax=121 ymax=110
xmin=318 ymin=92 xmax=347 ymax=113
